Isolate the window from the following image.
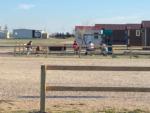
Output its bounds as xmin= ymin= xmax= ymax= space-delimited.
xmin=94 ymin=33 xmax=99 ymax=39
xmin=100 ymin=29 xmax=103 ymax=34
xmin=136 ymin=30 xmax=141 ymax=37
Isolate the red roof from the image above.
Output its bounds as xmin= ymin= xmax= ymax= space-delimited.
xmin=126 ymin=24 xmax=141 ymax=29
xmin=75 ymin=21 xmax=150 ymax=31
xmin=75 ymin=26 xmax=101 ymax=31
xmin=95 ymin=24 xmax=126 ymax=30
xmin=142 ymin=21 xmax=150 ymax=28
xmin=75 ymin=26 xmax=93 ymax=30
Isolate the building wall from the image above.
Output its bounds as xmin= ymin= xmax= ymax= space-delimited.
xmin=146 ymin=28 xmax=150 ymax=46
xmin=0 ymin=31 xmax=9 ymax=39
xmin=75 ymin=28 xmax=103 ymax=46
xmin=42 ymin=33 xmax=49 ymax=39
xmin=13 ymin=29 xmax=33 ymax=39
xmin=33 ymin=30 xmax=42 ymax=38
xmin=0 ymin=31 xmax=5 ymax=39
xmin=141 ymin=29 xmax=145 ymax=46
xmin=76 ymin=21 xmax=150 ymax=46
xmin=13 ymin=29 xmax=42 ymax=39
xmin=141 ymin=28 xmax=150 ymax=46
xmin=112 ymin=30 xmax=126 ymax=45
xmin=128 ymin=29 xmax=142 ymax=46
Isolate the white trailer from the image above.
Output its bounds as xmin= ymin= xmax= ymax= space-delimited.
xmin=75 ymin=26 xmax=103 ymax=47
xmin=13 ymin=29 xmax=42 ymax=39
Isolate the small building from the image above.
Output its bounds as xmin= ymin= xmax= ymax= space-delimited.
xmin=95 ymin=24 xmax=126 ymax=45
xmin=0 ymin=30 xmax=10 ymax=39
xmin=0 ymin=31 xmax=6 ymax=39
xmin=75 ymin=21 xmax=150 ymax=46
xmin=41 ymin=32 xmax=49 ymax=39
xmin=13 ymin=29 xmax=42 ymax=39
xmin=126 ymin=24 xmax=142 ymax=46
xmin=142 ymin=21 xmax=150 ymax=46
xmin=0 ymin=25 xmax=10 ymax=39
xmin=75 ymin=26 xmax=102 ymax=46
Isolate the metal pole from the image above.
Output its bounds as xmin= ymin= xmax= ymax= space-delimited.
xmin=40 ymin=65 xmax=46 ymax=113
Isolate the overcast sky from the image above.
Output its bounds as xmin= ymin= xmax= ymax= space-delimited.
xmin=0 ymin=0 xmax=150 ymax=33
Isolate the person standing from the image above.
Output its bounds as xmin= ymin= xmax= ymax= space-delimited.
xmin=72 ymin=40 xmax=79 ymax=55
xmin=101 ymin=43 xmax=108 ymax=56
xmin=26 ymin=41 xmax=32 ymax=56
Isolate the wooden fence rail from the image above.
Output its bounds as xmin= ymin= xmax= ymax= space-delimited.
xmin=1 ymin=45 xmax=150 ymax=58
xmin=40 ymin=65 xmax=150 ymax=113
xmin=46 ymin=86 xmax=150 ymax=92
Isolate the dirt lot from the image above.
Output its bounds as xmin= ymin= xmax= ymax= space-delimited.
xmin=0 ymin=57 xmax=150 ymax=112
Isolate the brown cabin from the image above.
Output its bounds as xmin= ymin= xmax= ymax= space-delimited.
xmin=142 ymin=21 xmax=150 ymax=46
xmin=127 ymin=24 xmax=142 ymax=46
xmin=95 ymin=24 xmax=126 ymax=45
xmin=76 ymin=20 xmax=150 ymax=46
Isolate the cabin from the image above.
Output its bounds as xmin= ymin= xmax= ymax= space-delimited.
xmin=127 ymin=24 xmax=142 ymax=46
xmin=95 ymin=24 xmax=126 ymax=45
xmin=13 ymin=29 xmax=43 ymax=39
xmin=75 ymin=20 xmax=150 ymax=47
xmin=142 ymin=21 xmax=150 ymax=46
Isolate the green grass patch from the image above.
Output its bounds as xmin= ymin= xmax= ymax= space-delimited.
xmin=0 ymin=38 xmax=74 ymax=46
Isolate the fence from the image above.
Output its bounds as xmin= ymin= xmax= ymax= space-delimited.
xmin=13 ymin=44 xmax=81 ymax=57
xmin=14 ymin=44 xmax=48 ymax=56
xmin=1 ymin=44 xmax=150 ymax=58
xmin=13 ymin=44 xmax=150 ymax=58
xmin=40 ymin=65 xmax=150 ymax=113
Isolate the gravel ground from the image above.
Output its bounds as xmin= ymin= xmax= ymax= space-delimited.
xmin=0 ymin=57 xmax=150 ymax=112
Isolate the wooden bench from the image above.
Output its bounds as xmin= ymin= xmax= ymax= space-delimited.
xmin=48 ymin=46 xmax=66 ymax=51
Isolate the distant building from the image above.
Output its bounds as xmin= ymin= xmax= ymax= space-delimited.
xmin=0 ymin=30 xmax=10 ymax=39
xmin=75 ymin=20 xmax=150 ymax=46
xmin=126 ymin=24 xmax=141 ymax=46
xmin=0 ymin=31 xmax=6 ymax=39
xmin=13 ymin=29 xmax=43 ymax=39
xmin=142 ymin=21 xmax=150 ymax=46
xmin=75 ymin=26 xmax=102 ymax=46
xmin=95 ymin=24 xmax=126 ymax=45
xmin=41 ymin=32 xmax=49 ymax=39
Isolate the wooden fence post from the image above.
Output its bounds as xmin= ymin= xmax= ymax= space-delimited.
xmin=78 ymin=46 xmax=81 ymax=58
xmin=130 ymin=47 xmax=133 ymax=59
xmin=111 ymin=46 xmax=115 ymax=58
xmin=45 ymin=46 xmax=48 ymax=58
xmin=14 ymin=45 xmax=16 ymax=56
xmin=18 ymin=43 xmax=21 ymax=56
xmin=40 ymin=65 xmax=46 ymax=113
xmin=23 ymin=44 xmax=25 ymax=54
